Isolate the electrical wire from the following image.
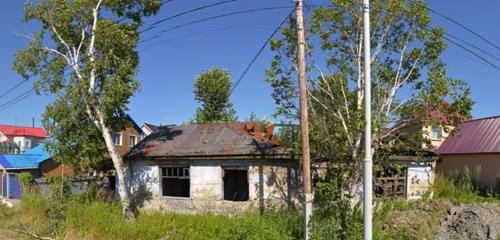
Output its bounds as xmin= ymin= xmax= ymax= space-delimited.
xmin=230 ymin=9 xmax=295 ymax=95
xmin=428 ymin=8 xmax=500 ymax=52
xmin=140 ymin=5 xmax=294 ymax=44
xmin=0 ymin=80 xmax=26 ymax=99
xmin=139 ymin=0 xmax=239 ymax=34
xmin=140 ymin=22 xmax=272 ymax=50
xmin=0 ymin=89 xmax=35 ymax=112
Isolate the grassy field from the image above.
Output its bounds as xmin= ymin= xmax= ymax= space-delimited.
xmin=0 ymin=174 xmax=497 ymax=240
xmin=0 ymin=195 xmax=303 ymax=240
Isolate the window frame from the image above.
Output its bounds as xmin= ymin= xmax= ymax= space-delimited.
xmin=112 ymin=132 xmax=122 ymax=146
xmin=159 ymin=166 xmax=191 ymax=199
xmin=430 ymin=126 xmax=442 ymax=140
xmin=129 ymin=135 xmax=137 ymax=147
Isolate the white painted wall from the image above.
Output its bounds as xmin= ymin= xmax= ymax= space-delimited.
xmin=126 ymin=161 xmax=160 ymax=202
xmin=0 ymin=132 xmax=7 ymax=142
xmin=407 ymin=163 xmax=434 ymax=200
xmin=126 ymin=160 xmax=298 ymax=213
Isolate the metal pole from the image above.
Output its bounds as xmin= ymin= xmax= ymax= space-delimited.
xmin=295 ymin=0 xmax=313 ymax=239
xmin=362 ymin=0 xmax=373 ymax=239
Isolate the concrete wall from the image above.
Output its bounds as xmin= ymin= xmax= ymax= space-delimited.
xmin=126 ymin=159 xmax=298 ymax=214
xmin=406 ymin=163 xmax=435 ymax=200
xmin=437 ymin=154 xmax=500 ymax=191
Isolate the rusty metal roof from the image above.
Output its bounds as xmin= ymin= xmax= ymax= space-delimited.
xmin=125 ymin=122 xmax=289 ymax=160
xmin=436 ymin=116 xmax=500 ymax=155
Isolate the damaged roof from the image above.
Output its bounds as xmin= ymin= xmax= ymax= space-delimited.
xmin=126 ymin=122 xmax=290 ymax=160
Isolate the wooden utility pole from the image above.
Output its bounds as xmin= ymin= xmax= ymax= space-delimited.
xmin=295 ymin=0 xmax=312 ymax=239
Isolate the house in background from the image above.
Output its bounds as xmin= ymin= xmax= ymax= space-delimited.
xmin=125 ymin=122 xmax=297 ymax=214
xmin=0 ymin=125 xmax=48 ymax=153
xmin=111 ymin=115 xmax=144 ymax=157
xmin=141 ymin=123 xmax=159 ymax=138
xmin=376 ymin=106 xmax=465 ymax=200
xmin=0 ymin=145 xmax=73 ymax=199
xmin=436 ymin=115 xmax=500 ymax=192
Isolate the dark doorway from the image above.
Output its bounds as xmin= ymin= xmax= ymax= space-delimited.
xmin=223 ymin=169 xmax=249 ymax=201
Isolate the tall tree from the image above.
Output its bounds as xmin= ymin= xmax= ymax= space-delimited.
xmin=193 ymin=67 xmax=237 ymax=123
xmin=13 ymin=0 xmax=161 ymax=218
xmin=266 ymin=0 xmax=473 ymax=196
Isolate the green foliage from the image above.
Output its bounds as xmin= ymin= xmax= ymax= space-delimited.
xmin=18 ymin=172 xmax=34 ymax=192
xmin=266 ymin=0 xmax=474 ymax=189
xmin=0 ymin=194 xmax=301 ymax=240
xmin=13 ymin=0 xmax=162 ymax=173
xmin=193 ymin=66 xmax=237 ymax=123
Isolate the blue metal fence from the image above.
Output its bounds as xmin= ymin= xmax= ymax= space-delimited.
xmin=2 ymin=174 xmax=22 ymax=199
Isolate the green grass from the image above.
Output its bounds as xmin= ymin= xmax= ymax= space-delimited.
xmin=433 ymin=174 xmax=500 ymax=204
xmin=0 ymin=194 xmax=302 ymax=240
xmin=1 ymin=174 xmax=498 ymax=240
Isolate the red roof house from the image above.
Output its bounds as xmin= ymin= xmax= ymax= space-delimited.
xmin=436 ymin=116 xmax=500 ymax=191
xmin=0 ymin=125 xmax=48 ymax=153
xmin=0 ymin=125 xmax=48 ymax=138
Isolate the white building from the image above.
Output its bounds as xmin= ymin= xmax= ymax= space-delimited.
xmin=0 ymin=125 xmax=48 ymax=153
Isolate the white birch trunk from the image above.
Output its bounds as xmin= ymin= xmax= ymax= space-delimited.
xmin=99 ymin=118 xmax=134 ymax=219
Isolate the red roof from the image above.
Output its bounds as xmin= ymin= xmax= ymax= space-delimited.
xmin=0 ymin=125 xmax=48 ymax=138
xmin=436 ymin=116 xmax=500 ymax=155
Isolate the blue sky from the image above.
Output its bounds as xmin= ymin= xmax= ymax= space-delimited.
xmin=0 ymin=0 xmax=499 ymax=127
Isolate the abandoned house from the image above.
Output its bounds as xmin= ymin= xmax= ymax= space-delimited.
xmin=124 ymin=122 xmax=298 ymax=214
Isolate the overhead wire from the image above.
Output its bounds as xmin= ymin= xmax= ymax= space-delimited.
xmin=0 ymin=80 xmax=26 ymax=99
xmin=230 ymin=9 xmax=295 ymax=95
xmin=0 ymin=89 xmax=35 ymax=112
xmin=140 ymin=5 xmax=295 ymax=44
xmin=140 ymin=22 xmax=272 ymax=50
xmin=139 ymin=0 xmax=239 ymax=34
xmin=428 ymin=7 xmax=500 ymax=52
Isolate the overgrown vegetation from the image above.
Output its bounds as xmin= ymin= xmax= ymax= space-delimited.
xmin=0 ymin=173 xmax=498 ymax=240
xmin=0 ymin=192 xmax=302 ymax=240
xmin=433 ymin=171 xmax=500 ymax=204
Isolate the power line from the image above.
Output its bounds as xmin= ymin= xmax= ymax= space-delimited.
xmin=139 ymin=0 xmax=239 ymax=34
xmin=428 ymin=7 xmax=500 ymax=52
xmin=446 ymin=32 xmax=500 ymax=63
xmin=140 ymin=22 xmax=272 ymax=50
xmin=443 ymin=35 xmax=500 ymax=71
xmin=0 ymin=89 xmax=35 ymax=112
xmin=0 ymin=80 xmax=26 ymax=99
xmin=230 ymin=9 xmax=295 ymax=95
xmin=140 ymin=5 xmax=294 ymax=44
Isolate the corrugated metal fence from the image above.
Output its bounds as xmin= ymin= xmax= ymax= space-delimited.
xmin=1 ymin=173 xmax=23 ymax=199
xmin=0 ymin=174 xmax=98 ymax=199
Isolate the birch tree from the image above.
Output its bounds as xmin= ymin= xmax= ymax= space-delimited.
xmin=266 ymin=0 xmax=473 ymax=195
xmin=13 ymin=0 xmax=161 ymax=218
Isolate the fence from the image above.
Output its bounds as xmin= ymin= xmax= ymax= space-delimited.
xmin=1 ymin=173 xmax=23 ymax=199
xmin=0 ymin=174 xmax=101 ymax=199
